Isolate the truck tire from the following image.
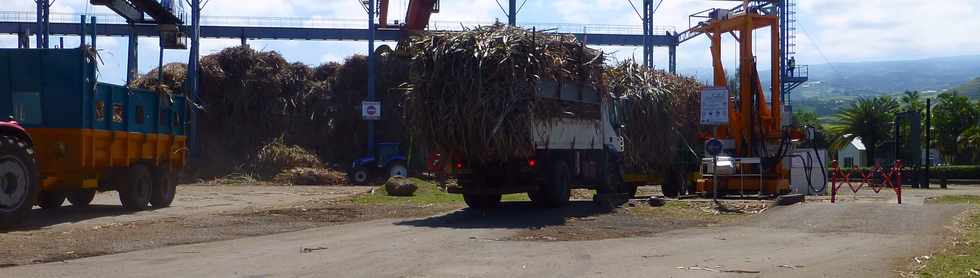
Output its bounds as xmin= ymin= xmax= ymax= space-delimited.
xmin=535 ymin=161 xmax=571 ymax=208
xmin=348 ymin=167 xmax=370 ymax=185
xmin=37 ymin=191 xmax=66 ymax=209
xmin=150 ymin=167 xmax=177 ymax=208
xmin=67 ymin=189 xmax=97 ymax=207
xmin=118 ymin=164 xmax=152 ymax=211
xmin=0 ymin=135 xmax=39 ymax=226
xmin=463 ymin=194 xmax=501 ymax=209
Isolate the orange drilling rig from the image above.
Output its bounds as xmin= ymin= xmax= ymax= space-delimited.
xmin=678 ymin=0 xmax=803 ymax=196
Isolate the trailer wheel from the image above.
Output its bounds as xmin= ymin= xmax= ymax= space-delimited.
xmin=118 ymin=164 xmax=152 ymax=211
xmin=37 ymin=191 xmax=66 ymax=209
xmin=349 ymin=167 xmax=370 ymax=185
xmin=536 ymin=161 xmax=571 ymax=208
xmin=150 ymin=167 xmax=177 ymax=208
xmin=662 ymin=169 xmax=682 ymax=198
xmin=463 ymin=194 xmax=501 ymax=209
xmin=67 ymin=189 xmax=96 ymax=207
xmin=0 ymin=135 xmax=38 ymax=226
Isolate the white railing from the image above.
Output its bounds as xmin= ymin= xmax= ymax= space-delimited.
xmin=0 ymin=11 xmax=672 ymax=35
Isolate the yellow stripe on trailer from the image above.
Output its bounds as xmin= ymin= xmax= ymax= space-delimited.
xmin=27 ymin=128 xmax=187 ymax=191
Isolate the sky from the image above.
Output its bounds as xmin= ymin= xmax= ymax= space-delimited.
xmin=1 ymin=0 xmax=978 ymax=85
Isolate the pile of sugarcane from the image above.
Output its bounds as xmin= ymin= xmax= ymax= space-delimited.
xmin=131 ymin=46 xmax=411 ymax=179
xmin=606 ymin=60 xmax=702 ymax=173
xmin=402 ymin=24 xmax=607 ymax=164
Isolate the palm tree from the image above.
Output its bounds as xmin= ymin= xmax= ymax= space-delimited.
xmin=827 ymin=96 xmax=900 ymax=166
xmin=899 ymin=91 xmax=925 ymax=113
xmin=959 ymin=127 xmax=980 ymax=163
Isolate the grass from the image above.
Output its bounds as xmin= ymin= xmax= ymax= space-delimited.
xmin=350 ymin=178 xmax=529 ymax=206
xmin=626 ymin=201 xmax=760 ymax=224
xmin=919 ymin=195 xmax=980 ymax=278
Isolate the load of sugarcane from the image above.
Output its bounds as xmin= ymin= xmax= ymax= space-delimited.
xmin=131 ymin=46 xmax=411 ymax=179
xmin=402 ymin=24 xmax=607 ymax=164
xmin=606 ymin=60 xmax=702 ymax=174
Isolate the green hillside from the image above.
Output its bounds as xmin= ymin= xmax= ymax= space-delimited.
xmin=952 ymin=77 xmax=980 ymax=99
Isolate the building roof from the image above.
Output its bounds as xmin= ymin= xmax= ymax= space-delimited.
xmin=850 ymin=137 xmax=866 ymax=151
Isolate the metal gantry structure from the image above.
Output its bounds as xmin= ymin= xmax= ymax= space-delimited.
xmin=7 ymin=0 xmax=814 ymax=156
xmin=676 ymin=0 xmax=807 ymax=103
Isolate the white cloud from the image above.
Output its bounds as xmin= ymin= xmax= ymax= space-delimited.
xmin=3 ymin=0 xmax=977 ymax=84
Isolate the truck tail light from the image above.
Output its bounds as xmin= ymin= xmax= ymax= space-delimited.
xmin=528 ymin=159 xmax=537 ymax=168
xmin=455 ymin=162 xmax=463 ymax=169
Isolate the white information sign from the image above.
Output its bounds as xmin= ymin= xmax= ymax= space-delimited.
xmin=361 ymin=101 xmax=381 ymax=120
xmin=700 ymin=87 xmax=729 ymax=125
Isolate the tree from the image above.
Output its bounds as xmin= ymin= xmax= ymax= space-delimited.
xmin=959 ymin=127 xmax=980 ymax=163
xmin=899 ymin=91 xmax=926 ymax=113
xmin=793 ymin=109 xmax=829 ymax=149
xmin=827 ymin=96 xmax=900 ymax=166
xmin=931 ymin=91 xmax=980 ymax=164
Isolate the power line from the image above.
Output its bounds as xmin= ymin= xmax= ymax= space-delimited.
xmin=797 ymin=21 xmax=854 ymax=91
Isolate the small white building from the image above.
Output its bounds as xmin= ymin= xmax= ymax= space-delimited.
xmin=837 ymin=136 xmax=866 ymax=168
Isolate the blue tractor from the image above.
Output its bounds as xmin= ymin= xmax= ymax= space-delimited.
xmin=348 ymin=142 xmax=408 ymax=185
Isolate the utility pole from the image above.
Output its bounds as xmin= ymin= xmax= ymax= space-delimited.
xmin=36 ymin=0 xmax=50 ymax=48
xmin=367 ymin=0 xmax=377 ymax=154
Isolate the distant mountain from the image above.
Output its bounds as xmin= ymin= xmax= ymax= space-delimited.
xmin=795 ymin=55 xmax=980 ymax=98
xmin=951 ymin=77 xmax=980 ymax=99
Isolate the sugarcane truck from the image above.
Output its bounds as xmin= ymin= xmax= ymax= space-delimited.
xmin=445 ymin=80 xmax=635 ymax=209
xmin=0 ymin=44 xmax=188 ymax=226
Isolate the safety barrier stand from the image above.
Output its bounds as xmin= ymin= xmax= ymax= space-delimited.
xmin=830 ymin=160 xmax=903 ymax=204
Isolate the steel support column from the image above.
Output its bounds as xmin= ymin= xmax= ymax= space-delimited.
xmin=508 ymin=0 xmax=517 ymax=26
xmin=17 ymin=27 xmax=30 ymax=48
xmin=36 ymin=0 xmax=51 ymax=48
xmin=778 ymin=0 xmax=787 ymax=103
xmin=642 ymin=0 xmax=653 ymax=68
xmin=126 ymin=25 xmax=139 ymax=87
xmin=367 ymin=0 xmax=377 ymax=154
xmin=668 ymin=44 xmax=676 ymax=73
xmin=188 ymin=0 xmax=201 ymax=157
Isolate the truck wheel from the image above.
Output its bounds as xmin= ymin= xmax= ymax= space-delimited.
xmin=118 ymin=164 xmax=152 ymax=211
xmin=463 ymin=194 xmax=501 ymax=209
xmin=0 ymin=136 xmax=39 ymax=226
xmin=620 ymin=183 xmax=639 ymax=199
xmin=37 ymin=191 xmax=66 ymax=209
xmin=536 ymin=161 xmax=571 ymax=208
xmin=67 ymin=189 xmax=97 ymax=207
xmin=388 ymin=162 xmax=408 ymax=178
xmin=150 ymin=167 xmax=177 ymax=208
xmin=348 ymin=167 xmax=370 ymax=185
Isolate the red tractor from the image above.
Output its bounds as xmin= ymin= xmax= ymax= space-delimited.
xmin=0 ymin=120 xmax=39 ymax=227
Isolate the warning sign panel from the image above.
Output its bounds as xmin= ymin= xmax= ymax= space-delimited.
xmin=362 ymin=101 xmax=381 ymax=120
xmin=700 ymin=87 xmax=729 ymax=125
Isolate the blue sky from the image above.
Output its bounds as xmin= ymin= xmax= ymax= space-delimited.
xmin=1 ymin=0 xmax=978 ymax=85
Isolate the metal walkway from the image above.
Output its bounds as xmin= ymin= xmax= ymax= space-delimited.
xmin=0 ymin=11 xmax=677 ymax=47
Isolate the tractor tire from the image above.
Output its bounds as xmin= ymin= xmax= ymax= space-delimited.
xmin=118 ymin=164 xmax=152 ymax=211
xmin=463 ymin=194 xmax=501 ymax=209
xmin=348 ymin=167 xmax=370 ymax=185
xmin=662 ymin=169 xmax=682 ymax=198
xmin=150 ymin=166 xmax=177 ymax=208
xmin=37 ymin=191 xmax=66 ymax=209
xmin=534 ymin=161 xmax=571 ymax=208
xmin=620 ymin=183 xmax=639 ymax=199
xmin=387 ymin=162 xmax=408 ymax=179
xmin=67 ymin=189 xmax=97 ymax=207
xmin=0 ymin=135 xmax=38 ymax=226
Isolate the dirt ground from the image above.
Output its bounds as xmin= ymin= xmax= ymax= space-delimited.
xmin=0 ymin=184 xmax=438 ymax=267
xmin=2 ymin=183 xmax=979 ymax=277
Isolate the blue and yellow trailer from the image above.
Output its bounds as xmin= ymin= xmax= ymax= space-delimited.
xmin=0 ymin=47 xmax=188 ymax=211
